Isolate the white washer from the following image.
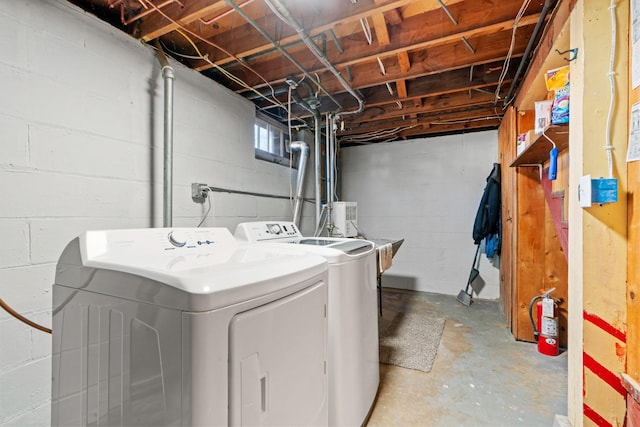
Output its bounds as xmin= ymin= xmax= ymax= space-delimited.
xmin=52 ymin=227 xmax=329 ymax=427
xmin=234 ymin=221 xmax=379 ymax=427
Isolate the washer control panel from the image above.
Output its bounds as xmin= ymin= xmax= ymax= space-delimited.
xmin=235 ymin=221 xmax=303 ymax=242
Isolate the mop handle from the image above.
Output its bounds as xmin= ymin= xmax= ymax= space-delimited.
xmin=472 ymin=243 xmax=481 ymax=268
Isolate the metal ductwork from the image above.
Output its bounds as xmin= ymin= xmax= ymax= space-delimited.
xmin=289 ymin=80 xmax=323 ymax=227
xmin=290 ymin=141 xmax=310 ymax=227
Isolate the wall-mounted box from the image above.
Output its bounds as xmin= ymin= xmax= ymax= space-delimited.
xmin=579 ymin=175 xmax=618 ymax=207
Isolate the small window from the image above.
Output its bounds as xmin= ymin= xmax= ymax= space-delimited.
xmin=254 ymin=112 xmax=292 ymax=166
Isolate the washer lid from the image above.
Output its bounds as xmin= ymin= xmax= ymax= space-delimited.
xmin=56 ymin=228 xmax=328 ymax=311
xmin=297 ymin=238 xmax=372 ymax=255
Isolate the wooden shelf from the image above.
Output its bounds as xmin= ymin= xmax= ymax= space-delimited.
xmin=510 ymin=124 xmax=569 ymax=167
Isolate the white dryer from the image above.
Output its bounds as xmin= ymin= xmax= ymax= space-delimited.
xmin=234 ymin=221 xmax=379 ymax=427
xmin=52 ymin=227 xmax=329 ymax=427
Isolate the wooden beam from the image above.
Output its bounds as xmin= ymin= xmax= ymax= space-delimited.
xmin=337 ymin=106 xmax=500 ymax=133
xmin=224 ymin=15 xmax=539 ymax=92
xmin=139 ymin=0 xmax=227 ymax=42
xmin=401 ymin=0 xmax=464 ymax=19
xmin=384 ymin=8 xmax=404 ymax=26
xmin=397 ymin=51 xmax=411 ymax=72
xmin=196 ymin=1 xmax=542 ymax=69
xmin=340 ymin=117 xmax=501 ymax=144
xmin=399 ymin=118 xmax=501 ymax=137
xmin=257 ymin=60 xmax=516 ymax=116
xmin=348 ymin=90 xmax=496 ymax=124
xmin=276 ymin=29 xmax=530 ymax=97
xmin=372 ymin=13 xmax=391 ymax=46
xmin=396 ymin=79 xmax=408 ymax=98
xmin=190 ymin=0 xmax=427 ymax=65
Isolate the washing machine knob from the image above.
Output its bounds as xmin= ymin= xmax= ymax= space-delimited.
xmin=168 ymin=230 xmax=187 ymax=247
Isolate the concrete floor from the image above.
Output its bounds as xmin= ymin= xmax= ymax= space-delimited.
xmin=367 ymin=288 xmax=568 ymax=427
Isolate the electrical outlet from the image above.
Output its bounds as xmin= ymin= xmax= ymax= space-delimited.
xmin=191 ymin=183 xmax=208 ymax=203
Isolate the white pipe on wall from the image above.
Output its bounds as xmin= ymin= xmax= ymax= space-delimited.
xmin=162 ymin=64 xmax=175 ymax=228
xmin=154 ymin=42 xmax=175 ymax=228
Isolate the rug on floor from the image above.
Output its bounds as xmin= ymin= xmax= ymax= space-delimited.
xmin=378 ymin=310 xmax=445 ymax=373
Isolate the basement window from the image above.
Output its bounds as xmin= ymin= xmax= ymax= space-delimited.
xmin=254 ymin=112 xmax=291 ymax=166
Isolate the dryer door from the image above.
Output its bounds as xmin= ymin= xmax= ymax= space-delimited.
xmin=229 ymin=281 xmax=328 ymax=426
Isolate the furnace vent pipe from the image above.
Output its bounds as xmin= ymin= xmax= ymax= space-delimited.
xmin=290 ymin=83 xmax=323 ymax=227
xmin=154 ymin=42 xmax=175 ymax=227
xmin=290 ymin=141 xmax=310 ymax=227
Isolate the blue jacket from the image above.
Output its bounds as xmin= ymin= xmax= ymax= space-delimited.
xmin=472 ymin=163 xmax=501 ymax=252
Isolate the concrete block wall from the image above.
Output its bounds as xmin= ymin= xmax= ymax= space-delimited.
xmin=0 ymin=1 xmax=314 ymax=425
xmin=341 ymin=131 xmax=500 ymax=298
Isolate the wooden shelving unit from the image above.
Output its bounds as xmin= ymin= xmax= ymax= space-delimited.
xmin=509 ymin=124 xmax=569 ymax=167
xmin=498 ymin=2 xmax=572 ymax=349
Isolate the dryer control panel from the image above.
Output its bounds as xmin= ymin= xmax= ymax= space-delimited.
xmin=82 ymin=227 xmax=237 ymax=259
xmin=235 ymin=221 xmax=303 ymax=242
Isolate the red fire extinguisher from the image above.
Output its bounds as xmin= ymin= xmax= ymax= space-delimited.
xmin=528 ymin=288 xmax=562 ymax=356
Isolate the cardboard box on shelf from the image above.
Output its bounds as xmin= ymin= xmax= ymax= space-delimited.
xmin=516 ymin=130 xmax=536 ymax=156
xmin=535 ymin=100 xmax=553 ymax=134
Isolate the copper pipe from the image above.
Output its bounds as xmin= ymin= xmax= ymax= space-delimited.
xmin=124 ymin=0 xmax=182 ymax=25
xmin=0 ymin=298 xmax=51 ymax=334
xmin=108 ymin=0 xmax=126 ymax=24
xmin=200 ymin=0 xmax=255 ymax=25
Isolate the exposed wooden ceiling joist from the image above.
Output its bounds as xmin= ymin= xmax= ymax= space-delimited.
xmin=67 ymin=0 xmax=559 ymax=144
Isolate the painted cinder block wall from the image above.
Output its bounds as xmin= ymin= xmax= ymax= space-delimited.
xmin=341 ymin=131 xmax=500 ymax=299
xmin=0 ymin=1 xmax=316 ymax=425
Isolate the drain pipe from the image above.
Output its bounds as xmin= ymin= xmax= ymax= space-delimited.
xmin=290 ymin=141 xmax=310 ymax=227
xmin=154 ymin=42 xmax=175 ymax=227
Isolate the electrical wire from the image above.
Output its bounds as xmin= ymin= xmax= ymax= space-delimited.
xmin=431 ymin=115 xmax=502 ymax=125
xmin=360 ymin=17 xmax=373 ymax=45
xmin=161 ymin=39 xmax=284 ymax=110
xmin=168 ymin=29 xmax=290 ymax=113
xmin=495 ymin=0 xmax=532 ymax=102
xmin=338 ymin=125 xmax=419 ymax=142
xmin=0 ymin=298 xmax=51 ymax=334
xmin=605 ymin=0 xmax=617 ymax=179
xmin=141 ymin=0 xmax=280 ymax=101
xmin=197 ymin=189 xmax=213 ymax=227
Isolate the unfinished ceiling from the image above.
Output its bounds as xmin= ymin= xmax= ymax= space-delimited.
xmin=67 ymin=0 xmax=559 ymax=144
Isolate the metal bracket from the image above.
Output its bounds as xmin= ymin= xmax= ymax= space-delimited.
xmin=555 ymin=48 xmax=578 ymax=62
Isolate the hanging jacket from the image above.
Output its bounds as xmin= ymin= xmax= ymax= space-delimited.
xmin=472 ymin=163 xmax=501 ymax=247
